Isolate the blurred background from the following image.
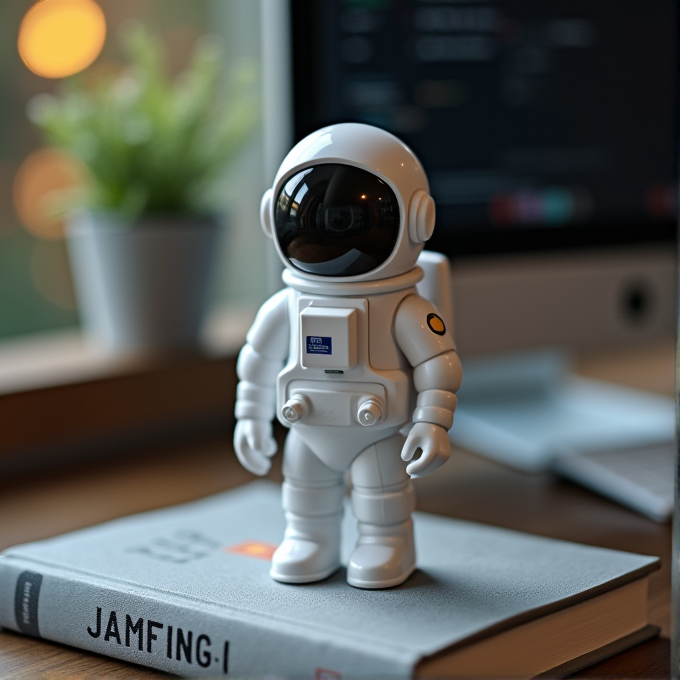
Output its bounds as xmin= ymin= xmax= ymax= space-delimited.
xmin=2 ymin=0 xmax=675 ymax=350
xmin=0 ymin=0 xmax=267 ymax=342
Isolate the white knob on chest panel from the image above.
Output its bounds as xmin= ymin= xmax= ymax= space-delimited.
xmin=282 ymin=395 xmax=310 ymax=423
xmin=357 ymin=398 xmax=383 ymax=426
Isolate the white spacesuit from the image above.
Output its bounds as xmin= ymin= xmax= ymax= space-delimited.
xmin=233 ymin=123 xmax=462 ymax=589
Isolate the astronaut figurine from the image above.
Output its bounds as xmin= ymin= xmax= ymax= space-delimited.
xmin=233 ymin=122 xmax=462 ymax=589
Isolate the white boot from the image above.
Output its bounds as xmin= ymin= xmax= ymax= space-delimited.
xmin=347 ymin=476 xmax=416 ymax=589
xmin=347 ymin=518 xmax=415 ymax=589
xmin=271 ymin=478 xmax=344 ymax=584
xmin=270 ymin=511 xmax=342 ymax=583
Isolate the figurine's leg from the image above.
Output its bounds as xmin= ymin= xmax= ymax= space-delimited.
xmin=347 ymin=433 xmax=416 ymax=589
xmin=270 ymin=429 xmax=346 ymax=584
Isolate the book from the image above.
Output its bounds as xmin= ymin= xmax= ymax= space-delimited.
xmin=0 ymin=482 xmax=659 ymax=678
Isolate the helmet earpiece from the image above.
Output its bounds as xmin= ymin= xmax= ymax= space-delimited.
xmin=260 ymin=189 xmax=274 ymax=239
xmin=409 ymin=189 xmax=436 ymax=244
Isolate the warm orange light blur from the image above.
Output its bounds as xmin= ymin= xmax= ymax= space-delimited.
xmin=224 ymin=541 xmax=278 ymax=560
xmin=30 ymin=240 xmax=77 ymax=310
xmin=18 ymin=0 xmax=107 ymax=79
xmin=13 ymin=148 xmax=84 ymax=240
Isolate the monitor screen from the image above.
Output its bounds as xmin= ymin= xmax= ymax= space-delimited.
xmin=291 ymin=0 xmax=677 ymax=258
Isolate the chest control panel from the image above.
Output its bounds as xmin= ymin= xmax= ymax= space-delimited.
xmin=300 ymin=306 xmax=357 ymax=369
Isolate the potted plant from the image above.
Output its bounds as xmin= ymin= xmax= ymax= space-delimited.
xmin=29 ymin=24 xmax=258 ymax=353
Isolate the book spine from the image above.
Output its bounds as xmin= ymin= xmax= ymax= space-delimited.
xmin=0 ymin=559 xmax=411 ymax=678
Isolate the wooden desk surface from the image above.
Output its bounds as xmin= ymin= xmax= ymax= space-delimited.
xmin=0 ymin=340 xmax=674 ymax=678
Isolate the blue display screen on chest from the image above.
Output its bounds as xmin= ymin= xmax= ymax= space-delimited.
xmin=306 ymin=336 xmax=332 ymax=355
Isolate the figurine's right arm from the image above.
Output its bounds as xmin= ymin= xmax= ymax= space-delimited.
xmin=233 ymin=288 xmax=290 ymax=476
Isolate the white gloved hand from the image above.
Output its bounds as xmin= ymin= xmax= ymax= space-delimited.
xmin=401 ymin=422 xmax=451 ymax=478
xmin=234 ymin=419 xmax=278 ymax=476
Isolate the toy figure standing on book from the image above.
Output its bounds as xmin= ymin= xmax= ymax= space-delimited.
xmin=233 ymin=123 xmax=462 ymax=589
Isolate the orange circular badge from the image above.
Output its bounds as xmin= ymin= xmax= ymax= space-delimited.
xmin=427 ymin=313 xmax=446 ymax=336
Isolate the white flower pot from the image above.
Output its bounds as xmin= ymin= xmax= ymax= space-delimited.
xmin=67 ymin=211 xmax=221 ymax=354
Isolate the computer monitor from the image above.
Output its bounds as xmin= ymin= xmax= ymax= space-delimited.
xmin=287 ymin=0 xmax=676 ymax=357
xmin=263 ymin=0 xmax=677 ymax=471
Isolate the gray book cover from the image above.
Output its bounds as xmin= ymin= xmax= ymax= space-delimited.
xmin=0 ymin=482 xmax=659 ymax=678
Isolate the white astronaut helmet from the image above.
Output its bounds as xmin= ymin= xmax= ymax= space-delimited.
xmin=260 ymin=122 xmax=436 ymax=282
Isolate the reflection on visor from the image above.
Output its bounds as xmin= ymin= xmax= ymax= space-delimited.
xmin=325 ymin=205 xmax=364 ymax=232
xmin=290 ymin=248 xmax=376 ymax=276
xmin=275 ymin=163 xmax=400 ymax=277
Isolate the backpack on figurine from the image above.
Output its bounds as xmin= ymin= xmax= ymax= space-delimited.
xmin=416 ymin=250 xmax=454 ymax=338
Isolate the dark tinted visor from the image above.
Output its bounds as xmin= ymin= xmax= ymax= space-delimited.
xmin=274 ymin=164 xmax=400 ymax=277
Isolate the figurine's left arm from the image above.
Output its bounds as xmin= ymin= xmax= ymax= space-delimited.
xmin=395 ymin=295 xmax=463 ymax=478
xmin=233 ymin=288 xmax=290 ymax=475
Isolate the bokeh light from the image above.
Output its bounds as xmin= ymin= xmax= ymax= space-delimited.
xmin=30 ymin=240 xmax=77 ymax=310
xmin=18 ymin=0 xmax=107 ymax=79
xmin=13 ymin=148 xmax=85 ymax=240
